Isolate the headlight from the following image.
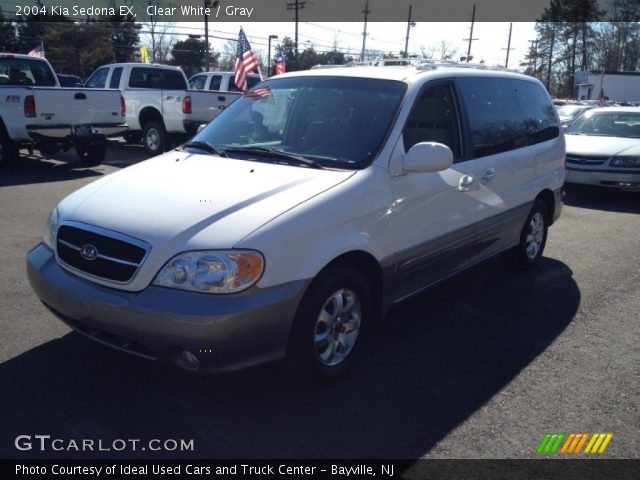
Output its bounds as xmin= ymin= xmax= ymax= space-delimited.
xmin=43 ymin=207 xmax=59 ymax=249
xmin=153 ymin=250 xmax=264 ymax=294
xmin=610 ymin=156 xmax=640 ymax=167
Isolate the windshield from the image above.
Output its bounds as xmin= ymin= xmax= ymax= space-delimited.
xmin=556 ymin=105 xmax=588 ymax=118
xmin=567 ymin=111 xmax=640 ymax=138
xmin=191 ymin=76 xmax=407 ymax=169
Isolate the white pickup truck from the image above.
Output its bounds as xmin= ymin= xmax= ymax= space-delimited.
xmin=0 ymin=53 xmax=127 ymax=167
xmin=186 ymin=71 xmax=262 ymax=130
xmin=84 ymin=63 xmax=240 ymax=156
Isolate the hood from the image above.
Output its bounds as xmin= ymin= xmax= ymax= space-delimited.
xmin=564 ymin=134 xmax=640 ymax=157
xmin=58 ymin=151 xmax=355 ymax=290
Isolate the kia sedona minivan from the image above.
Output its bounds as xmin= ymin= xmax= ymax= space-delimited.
xmin=28 ymin=65 xmax=565 ymax=382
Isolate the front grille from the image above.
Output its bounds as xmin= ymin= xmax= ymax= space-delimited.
xmin=566 ymin=154 xmax=609 ymax=166
xmin=56 ymin=224 xmax=149 ymax=283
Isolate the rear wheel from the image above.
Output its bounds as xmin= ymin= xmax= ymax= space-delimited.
xmin=286 ymin=264 xmax=372 ymax=382
xmin=510 ymin=199 xmax=549 ymax=270
xmin=0 ymin=127 xmax=20 ymax=168
xmin=76 ymin=141 xmax=106 ymax=166
xmin=142 ymin=121 xmax=167 ymax=156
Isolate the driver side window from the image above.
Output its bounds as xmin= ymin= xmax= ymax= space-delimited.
xmin=403 ymin=83 xmax=461 ymax=160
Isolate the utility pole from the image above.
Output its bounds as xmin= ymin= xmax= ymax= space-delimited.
xmin=286 ymin=0 xmax=306 ymax=59
xmin=403 ymin=5 xmax=415 ymax=59
xmin=503 ymin=22 xmax=514 ymax=68
xmin=547 ymin=26 xmax=555 ymax=90
xmin=463 ymin=4 xmax=478 ymax=63
xmin=204 ymin=0 xmax=210 ymax=71
xmin=361 ymin=0 xmax=370 ymax=62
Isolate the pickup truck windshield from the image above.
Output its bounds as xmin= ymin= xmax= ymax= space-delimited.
xmin=0 ymin=58 xmax=56 ymax=86
xmin=193 ymin=76 xmax=406 ymax=169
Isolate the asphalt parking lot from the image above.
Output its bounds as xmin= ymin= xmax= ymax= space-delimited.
xmin=0 ymin=141 xmax=638 ymax=460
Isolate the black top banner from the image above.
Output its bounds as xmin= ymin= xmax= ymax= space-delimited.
xmin=3 ymin=0 xmax=610 ymax=22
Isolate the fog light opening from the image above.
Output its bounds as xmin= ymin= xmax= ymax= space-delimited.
xmin=179 ymin=349 xmax=200 ymax=371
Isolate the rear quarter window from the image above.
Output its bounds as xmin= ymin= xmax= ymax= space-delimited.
xmin=512 ymin=79 xmax=560 ymax=144
xmin=0 ymin=58 xmax=56 ymax=86
xmin=458 ymin=77 xmax=529 ymax=158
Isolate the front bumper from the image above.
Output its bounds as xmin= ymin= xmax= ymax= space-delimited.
xmin=566 ymin=167 xmax=640 ymax=191
xmin=27 ymin=244 xmax=308 ymax=373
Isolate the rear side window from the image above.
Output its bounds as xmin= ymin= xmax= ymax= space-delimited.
xmin=162 ymin=69 xmax=187 ymax=90
xmin=0 ymin=58 xmax=56 ymax=86
xmin=129 ymin=67 xmax=163 ymax=89
xmin=458 ymin=77 xmax=528 ymax=158
xmin=229 ymin=75 xmax=260 ymax=92
xmin=109 ymin=67 xmax=123 ymax=89
xmin=85 ymin=67 xmax=109 ymax=88
xmin=208 ymin=75 xmax=222 ymax=91
xmin=512 ymin=80 xmax=559 ymax=144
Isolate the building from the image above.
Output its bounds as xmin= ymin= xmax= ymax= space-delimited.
xmin=575 ymin=70 xmax=640 ymax=103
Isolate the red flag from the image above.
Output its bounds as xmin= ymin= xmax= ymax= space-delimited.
xmin=275 ymin=52 xmax=286 ymax=75
xmin=234 ymin=28 xmax=259 ymax=91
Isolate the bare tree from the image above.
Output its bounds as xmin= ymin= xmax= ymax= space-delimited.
xmin=436 ymin=40 xmax=458 ymax=61
xmin=140 ymin=1 xmax=175 ymax=63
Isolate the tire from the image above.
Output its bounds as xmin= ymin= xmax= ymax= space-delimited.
xmin=142 ymin=121 xmax=167 ymax=156
xmin=286 ymin=263 xmax=372 ymax=383
xmin=0 ymin=126 xmax=20 ymax=168
xmin=123 ymin=131 xmax=142 ymax=144
xmin=76 ymin=142 xmax=106 ymax=166
xmin=510 ymin=199 xmax=549 ymax=270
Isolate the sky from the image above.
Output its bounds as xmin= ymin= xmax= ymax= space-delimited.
xmin=172 ymin=21 xmax=538 ymax=70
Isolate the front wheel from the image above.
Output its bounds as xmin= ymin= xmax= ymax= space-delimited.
xmin=286 ymin=264 xmax=372 ymax=383
xmin=142 ymin=121 xmax=167 ymax=156
xmin=510 ymin=199 xmax=549 ymax=270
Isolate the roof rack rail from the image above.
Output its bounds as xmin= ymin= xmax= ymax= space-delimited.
xmin=417 ymin=61 xmax=515 ymax=72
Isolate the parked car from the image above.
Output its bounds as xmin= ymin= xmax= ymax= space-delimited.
xmin=555 ymin=103 xmax=596 ymax=129
xmin=27 ymin=66 xmax=564 ymax=381
xmin=186 ymin=71 xmax=262 ymax=130
xmin=188 ymin=71 xmax=262 ymax=92
xmin=564 ymin=107 xmax=640 ymax=191
xmin=56 ymin=73 xmax=83 ymax=87
xmin=0 ymin=53 xmax=127 ymax=167
xmin=84 ymin=63 xmax=232 ymax=155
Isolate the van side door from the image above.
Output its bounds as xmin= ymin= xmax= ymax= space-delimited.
xmin=388 ymin=80 xmax=479 ymax=302
xmin=455 ymin=77 xmax=559 ymax=258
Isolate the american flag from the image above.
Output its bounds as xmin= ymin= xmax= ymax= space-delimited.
xmin=598 ymin=86 xmax=606 ymax=107
xmin=275 ymin=52 xmax=286 ymax=75
xmin=27 ymin=42 xmax=45 ymax=58
xmin=243 ymin=85 xmax=272 ymax=100
xmin=234 ymin=28 xmax=259 ymax=91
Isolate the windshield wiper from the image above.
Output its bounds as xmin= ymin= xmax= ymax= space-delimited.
xmin=181 ymin=141 xmax=227 ymax=157
xmin=225 ymin=146 xmax=323 ymax=169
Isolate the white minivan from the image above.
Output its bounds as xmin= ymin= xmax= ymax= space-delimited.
xmin=27 ymin=66 xmax=565 ymax=381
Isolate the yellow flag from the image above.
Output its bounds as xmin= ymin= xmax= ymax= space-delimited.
xmin=140 ymin=46 xmax=150 ymax=64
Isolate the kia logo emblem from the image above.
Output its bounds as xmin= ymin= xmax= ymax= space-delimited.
xmin=80 ymin=244 xmax=98 ymax=261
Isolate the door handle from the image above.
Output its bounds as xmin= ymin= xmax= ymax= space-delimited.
xmin=481 ymin=168 xmax=496 ymax=184
xmin=458 ymin=175 xmax=475 ymax=192
xmin=74 ymin=93 xmax=86 ymax=100
xmin=218 ymin=96 xmax=226 ymax=101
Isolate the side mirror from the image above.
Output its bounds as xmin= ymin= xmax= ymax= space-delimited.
xmin=196 ymin=123 xmax=207 ymax=134
xmin=402 ymin=142 xmax=453 ymax=173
